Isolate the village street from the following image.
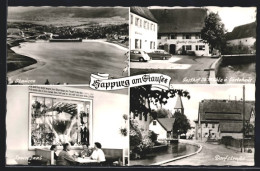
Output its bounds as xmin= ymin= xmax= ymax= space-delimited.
xmin=163 ymin=140 xmax=254 ymax=166
xmin=130 ymin=55 xmax=217 ymax=84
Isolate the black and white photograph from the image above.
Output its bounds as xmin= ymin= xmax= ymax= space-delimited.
xmin=129 ymin=6 xmax=256 ymax=84
xmin=7 ymin=7 xmax=129 ymax=85
xmin=6 ymin=85 xmax=129 ymax=166
xmin=130 ymin=84 xmax=255 ymax=166
xmin=3 ymin=3 xmax=258 ymax=169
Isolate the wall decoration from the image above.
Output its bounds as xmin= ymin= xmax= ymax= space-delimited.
xmin=29 ymin=93 xmax=92 ymax=149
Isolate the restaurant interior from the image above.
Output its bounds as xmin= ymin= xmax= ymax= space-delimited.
xmin=6 ymin=85 xmax=129 ymax=166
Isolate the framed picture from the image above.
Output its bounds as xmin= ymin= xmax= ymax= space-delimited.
xmin=28 ymin=93 xmax=93 ymax=150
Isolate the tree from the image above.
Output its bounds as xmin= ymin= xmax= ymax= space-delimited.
xmin=130 ymin=85 xmax=190 ymax=119
xmin=172 ymin=111 xmax=191 ymax=137
xmin=201 ymin=11 xmax=226 ymax=52
xmin=152 ymin=108 xmax=172 ymax=119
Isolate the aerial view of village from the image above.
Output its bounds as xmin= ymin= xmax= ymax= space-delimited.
xmin=7 ymin=7 xmax=129 ymax=85
xmin=130 ymin=84 xmax=255 ymax=166
xmin=129 ymin=7 xmax=256 ymax=84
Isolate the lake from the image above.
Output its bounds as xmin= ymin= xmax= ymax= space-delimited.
xmin=8 ymin=41 xmax=127 ymax=84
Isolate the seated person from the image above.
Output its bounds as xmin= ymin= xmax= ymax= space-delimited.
xmin=56 ymin=143 xmax=76 ymax=166
xmin=80 ymin=144 xmax=92 ymax=157
xmin=50 ymin=145 xmax=58 ymax=161
xmin=90 ymin=142 xmax=106 ymax=163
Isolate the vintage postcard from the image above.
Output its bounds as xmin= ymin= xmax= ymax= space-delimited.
xmin=4 ymin=4 xmax=257 ymax=168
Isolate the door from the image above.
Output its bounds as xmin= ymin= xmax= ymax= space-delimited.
xmin=170 ymin=44 xmax=176 ymax=54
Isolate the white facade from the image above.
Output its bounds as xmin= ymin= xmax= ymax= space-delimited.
xmin=149 ymin=120 xmax=167 ymax=140
xmin=196 ymin=122 xmax=244 ymax=141
xmin=196 ymin=122 xmax=220 ymax=142
xmin=131 ymin=112 xmax=152 ymax=131
xmin=129 ymin=12 xmax=158 ymax=52
xmin=158 ymin=33 xmax=210 ymax=56
xmin=227 ymin=37 xmax=255 ymax=47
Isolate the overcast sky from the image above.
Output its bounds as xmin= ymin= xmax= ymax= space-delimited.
xmin=206 ymin=7 xmax=256 ymax=32
xmin=150 ymin=84 xmax=255 ymax=126
xmin=149 ymin=6 xmax=256 ymax=32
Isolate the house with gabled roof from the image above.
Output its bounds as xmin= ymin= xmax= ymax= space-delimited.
xmin=225 ymin=22 xmax=256 ymax=48
xmin=149 ymin=118 xmax=175 ymax=141
xmin=150 ymin=8 xmax=210 ymax=56
xmin=225 ymin=22 xmax=256 ymax=54
xmin=195 ymin=99 xmax=255 ymax=142
xmin=130 ymin=7 xmax=158 ymax=52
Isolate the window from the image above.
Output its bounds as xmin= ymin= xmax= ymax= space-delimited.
xmin=150 ymin=41 xmax=153 ymax=49
xmin=147 ymin=22 xmax=149 ymax=30
xmin=140 ymin=19 xmax=142 ymax=28
xmin=196 ymin=45 xmax=205 ymax=51
xmin=153 ymin=121 xmax=156 ymax=125
xmin=212 ymin=124 xmax=215 ymax=128
xmin=186 ymin=45 xmax=192 ymax=51
xmin=144 ymin=114 xmax=147 ymax=121
xmin=195 ymin=34 xmax=201 ymax=39
xmin=135 ymin=39 xmax=142 ymax=49
xmin=135 ymin=17 xmax=139 ymax=26
xmin=183 ymin=34 xmax=191 ymax=39
xmin=199 ymin=45 xmax=205 ymax=50
xmin=153 ymin=42 xmax=155 ymax=49
xmin=139 ymin=113 xmax=142 ymax=120
xmin=29 ymin=93 xmax=92 ymax=149
xmin=205 ymin=123 xmax=208 ymax=128
xmin=144 ymin=21 xmax=147 ymax=29
xmin=170 ymin=34 xmax=177 ymax=39
xmin=150 ymin=23 xmax=153 ymax=30
xmin=130 ymin=15 xmax=133 ymax=24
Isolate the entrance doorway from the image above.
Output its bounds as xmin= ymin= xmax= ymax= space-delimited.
xmin=170 ymin=44 xmax=176 ymax=54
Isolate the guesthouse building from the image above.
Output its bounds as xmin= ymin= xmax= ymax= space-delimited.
xmin=130 ymin=7 xmax=158 ymax=52
xmin=150 ymin=8 xmax=210 ymax=56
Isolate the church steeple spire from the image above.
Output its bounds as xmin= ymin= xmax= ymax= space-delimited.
xmin=174 ymin=95 xmax=184 ymax=114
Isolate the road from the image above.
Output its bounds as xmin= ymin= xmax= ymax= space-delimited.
xmin=130 ymin=55 xmax=217 ymax=84
xmin=163 ymin=140 xmax=254 ymax=166
xmin=8 ymin=41 xmax=127 ymax=85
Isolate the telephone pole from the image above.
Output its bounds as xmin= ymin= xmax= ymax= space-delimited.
xmin=242 ymin=85 xmax=245 ymax=152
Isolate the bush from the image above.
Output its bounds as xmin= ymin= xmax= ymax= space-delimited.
xmin=221 ymin=136 xmax=233 ymax=146
xmin=149 ymin=131 xmax=158 ymax=143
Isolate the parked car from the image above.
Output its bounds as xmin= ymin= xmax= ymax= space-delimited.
xmin=211 ymin=49 xmax=221 ymax=58
xmin=130 ymin=49 xmax=151 ymax=62
xmin=148 ymin=49 xmax=172 ymax=60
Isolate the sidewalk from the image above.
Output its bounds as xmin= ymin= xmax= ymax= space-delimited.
xmin=163 ymin=140 xmax=254 ymax=166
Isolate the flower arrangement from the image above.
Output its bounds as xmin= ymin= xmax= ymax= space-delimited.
xmin=120 ymin=127 xmax=127 ymax=136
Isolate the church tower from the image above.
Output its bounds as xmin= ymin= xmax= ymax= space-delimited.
xmin=174 ymin=95 xmax=184 ymax=114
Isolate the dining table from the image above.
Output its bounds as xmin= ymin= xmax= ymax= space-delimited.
xmin=74 ymin=157 xmax=99 ymax=166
